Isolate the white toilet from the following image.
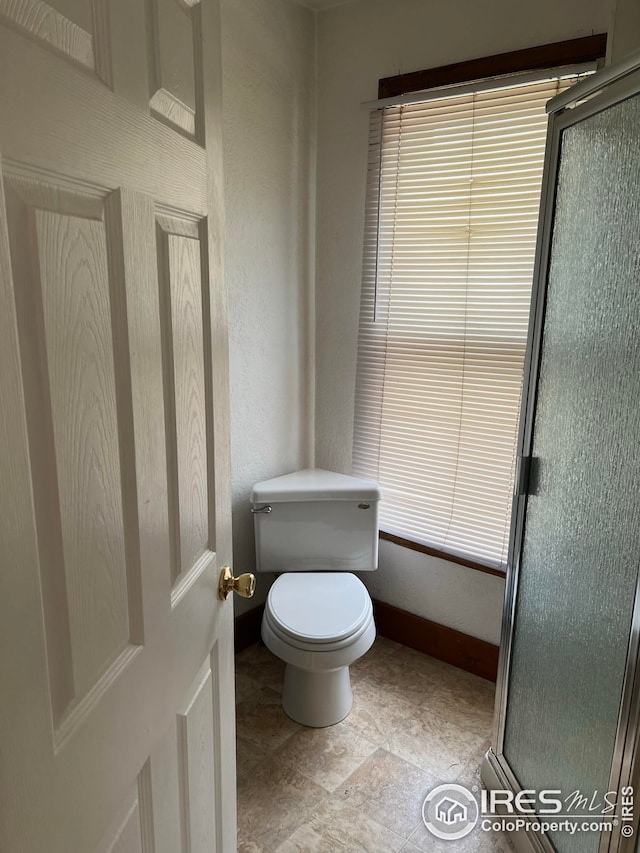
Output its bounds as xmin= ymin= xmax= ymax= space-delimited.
xmin=252 ymin=468 xmax=381 ymax=727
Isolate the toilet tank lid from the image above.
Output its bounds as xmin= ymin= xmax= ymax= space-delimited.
xmin=251 ymin=468 xmax=381 ymax=503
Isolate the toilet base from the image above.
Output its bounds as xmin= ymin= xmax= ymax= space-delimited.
xmin=282 ymin=664 xmax=352 ymax=727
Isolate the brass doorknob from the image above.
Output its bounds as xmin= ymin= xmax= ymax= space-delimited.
xmin=218 ymin=566 xmax=256 ymax=601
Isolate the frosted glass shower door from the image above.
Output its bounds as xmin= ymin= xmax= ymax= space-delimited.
xmin=501 ymin=90 xmax=640 ymax=853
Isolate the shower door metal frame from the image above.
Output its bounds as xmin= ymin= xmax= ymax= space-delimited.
xmin=483 ymin=48 xmax=640 ymax=853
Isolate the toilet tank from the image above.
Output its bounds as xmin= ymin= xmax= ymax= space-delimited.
xmin=251 ymin=469 xmax=381 ymax=573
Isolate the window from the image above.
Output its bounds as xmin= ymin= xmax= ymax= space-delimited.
xmin=352 ymin=41 xmax=604 ymax=572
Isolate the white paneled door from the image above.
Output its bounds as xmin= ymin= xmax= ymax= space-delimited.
xmin=0 ymin=1 xmax=237 ymax=851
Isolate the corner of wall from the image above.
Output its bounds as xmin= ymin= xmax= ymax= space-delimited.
xmin=222 ymin=0 xmax=318 ymax=613
xmin=606 ymin=0 xmax=640 ymax=65
xmin=305 ymin=2 xmax=319 ymax=470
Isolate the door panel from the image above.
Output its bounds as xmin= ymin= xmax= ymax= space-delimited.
xmin=148 ymin=0 xmax=199 ymax=137
xmin=0 ymin=26 xmax=207 ymax=209
xmin=156 ymin=214 xmax=211 ymax=589
xmin=95 ymin=779 xmax=147 ymax=853
xmin=177 ymin=659 xmax=218 ymax=853
xmin=0 ymin=1 xmax=235 ymax=851
xmin=6 ymin=176 xmax=143 ymax=729
xmin=0 ymin=0 xmax=112 ymax=84
xmin=502 ymin=93 xmax=640 ymax=853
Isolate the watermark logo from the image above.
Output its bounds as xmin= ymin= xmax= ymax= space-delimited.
xmin=422 ymin=784 xmax=479 ymax=840
xmin=422 ymin=784 xmax=634 ymax=841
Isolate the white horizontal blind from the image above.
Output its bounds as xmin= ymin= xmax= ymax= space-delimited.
xmin=353 ymin=74 xmax=581 ymax=570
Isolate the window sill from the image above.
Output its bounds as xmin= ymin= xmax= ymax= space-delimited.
xmin=379 ymin=530 xmax=507 ymax=578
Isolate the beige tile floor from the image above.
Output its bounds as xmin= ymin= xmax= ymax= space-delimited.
xmin=235 ymin=638 xmax=513 ymax=852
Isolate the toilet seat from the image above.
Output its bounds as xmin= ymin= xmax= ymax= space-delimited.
xmin=265 ymin=573 xmax=373 ymax=651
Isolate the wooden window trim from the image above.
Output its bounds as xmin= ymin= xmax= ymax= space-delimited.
xmin=378 ymin=34 xmax=607 ymax=100
xmin=379 ymin=531 xmax=506 ymax=578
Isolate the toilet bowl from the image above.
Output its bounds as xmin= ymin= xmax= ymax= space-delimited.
xmin=261 ymin=572 xmax=376 ymax=727
xmin=252 ymin=467 xmax=381 ymax=727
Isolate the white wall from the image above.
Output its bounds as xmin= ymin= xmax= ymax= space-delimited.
xmin=608 ymin=0 xmax=640 ymax=62
xmin=362 ymin=542 xmax=507 ymax=645
xmin=221 ymin=0 xmax=316 ymax=615
xmin=314 ymin=0 xmax=612 ymax=642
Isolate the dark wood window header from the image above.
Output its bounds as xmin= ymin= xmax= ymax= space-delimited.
xmin=378 ymin=34 xmax=607 ymax=100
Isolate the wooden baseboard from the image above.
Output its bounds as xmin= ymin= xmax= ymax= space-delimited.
xmin=234 ymin=604 xmax=264 ymax=653
xmin=372 ymin=599 xmax=499 ymax=682
xmin=233 ymin=598 xmax=499 ymax=683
